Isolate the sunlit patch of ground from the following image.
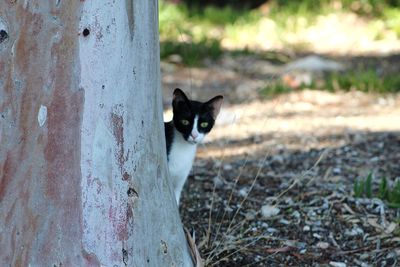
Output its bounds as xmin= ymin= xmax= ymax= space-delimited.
xmin=208 ymin=90 xmax=400 ymax=142
xmin=222 ymin=13 xmax=400 ymax=55
xmin=165 ymin=90 xmax=400 ymax=159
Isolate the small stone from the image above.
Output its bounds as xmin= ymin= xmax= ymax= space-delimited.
xmin=303 ymin=225 xmax=310 ymax=232
xmin=329 ymin=261 xmax=347 ymax=267
xmin=307 ymin=210 xmax=317 ymax=218
xmin=313 ymin=233 xmax=322 ymax=239
xmin=239 ymin=188 xmax=247 ymax=197
xmin=279 ymin=219 xmax=290 ymax=225
xmin=384 ymin=222 xmax=397 ymax=234
xmin=271 ymin=155 xmax=284 ymax=164
xmin=261 ymin=205 xmax=280 ymax=218
xmin=285 ymin=241 xmax=307 ymax=250
xmin=261 ymin=222 xmax=269 ymax=228
xmin=245 ymin=211 xmax=256 ymax=221
xmin=224 ymin=206 xmax=233 ymax=212
xmin=284 ymin=240 xmax=297 ymax=247
xmin=345 ymin=226 xmax=364 ymax=237
xmin=313 ymin=227 xmax=327 ymax=232
xmin=316 ymin=241 xmax=329 ymax=249
xmin=223 ymin=164 xmax=233 ymax=171
xmin=333 ymin=167 xmax=341 ymax=174
xmin=284 ymin=55 xmax=344 ymax=73
xmin=292 ymin=210 xmax=301 ymax=219
xmin=266 ymin=227 xmax=279 ymax=233
xmin=214 ymin=161 xmax=222 ymax=168
xmin=321 ymin=200 xmax=329 ymax=210
xmin=213 ymin=176 xmax=224 ymax=189
xmin=313 ymin=220 xmax=322 ymax=226
xmin=284 ymin=198 xmax=294 ymax=205
xmin=370 ymin=156 xmax=379 ymax=162
xmin=297 ymin=242 xmax=307 ymax=250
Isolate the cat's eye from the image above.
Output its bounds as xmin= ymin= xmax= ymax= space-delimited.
xmin=200 ymin=122 xmax=209 ymax=128
xmin=181 ymin=119 xmax=189 ymax=126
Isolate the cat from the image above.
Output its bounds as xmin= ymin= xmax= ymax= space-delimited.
xmin=165 ymin=88 xmax=223 ymax=204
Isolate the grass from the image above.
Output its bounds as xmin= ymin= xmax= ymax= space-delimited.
xmin=160 ymin=1 xmax=400 ymax=92
xmin=159 ymin=0 xmax=258 ymax=65
xmin=354 ymin=172 xmax=400 ymax=208
xmin=270 ymin=0 xmax=400 ymax=17
xmin=159 ymin=0 xmax=400 ymax=65
xmin=260 ymin=82 xmax=294 ymax=98
xmin=354 ymin=172 xmax=373 ymax=198
xmin=160 ymin=39 xmax=222 ymax=66
xmin=325 ymin=70 xmax=400 ymax=93
xmin=260 ymin=68 xmax=400 ymax=96
xmin=383 ymin=8 xmax=400 ymax=36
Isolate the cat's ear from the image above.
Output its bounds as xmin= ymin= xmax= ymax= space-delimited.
xmin=172 ymin=88 xmax=190 ymax=111
xmin=173 ymin=88 xmax=190 ymax=104
xmin=206 ymin=95 xmax=223 ymax=119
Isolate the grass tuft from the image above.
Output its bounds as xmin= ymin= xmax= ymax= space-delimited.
xmin=260 ymin=69 xmax=400 ymax=97
xmin=326 ymin=70 xmax=400 ymax=93
xmin=354 ymin=172 xmax=400 ymax=208
xmin=160 ymin=39 xmax=222 ymax=66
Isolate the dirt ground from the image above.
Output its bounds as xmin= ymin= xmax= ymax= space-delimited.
xmin=161 ymin=55 xmax=400 ymax=267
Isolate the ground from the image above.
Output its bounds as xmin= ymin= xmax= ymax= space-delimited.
xmin=162 ymin=54 xmax=400 ymax=266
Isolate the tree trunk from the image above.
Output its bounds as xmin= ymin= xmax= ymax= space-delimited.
xmin=0 ymin=1 xmax=192 ymax=266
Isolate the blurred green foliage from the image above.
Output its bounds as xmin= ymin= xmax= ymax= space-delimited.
xmin=159 ymin=0 xmax=261 ymax=65
xmin=326 ymin=70 xmax=400 ymax=93
xmin=160 ymin=39 xmax=222 ymax=66
xmin=159 ymin=0 xmax=400 ymax=61
xmin=271 ymin=0 xmax=400 ymax=16
xmin=261 ymin=68 xmax=400 ymax=96
xmin=383 ymin=8 xmax=400 ymax=36
xmin=160 ymin=0 xmax=400 ymax=92
xmin=261 ymin=82 xmax=293 ymax=98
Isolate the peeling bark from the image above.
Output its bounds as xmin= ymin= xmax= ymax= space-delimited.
xmin=0 ymin=1 xmax=192 ymax=266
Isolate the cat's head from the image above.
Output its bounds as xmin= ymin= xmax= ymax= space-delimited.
xmin=172 ymin=88 xmax=223 ymax=144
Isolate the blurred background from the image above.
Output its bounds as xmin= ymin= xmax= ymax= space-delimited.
xmin=160 ymin=1 xmax=400 ymax=266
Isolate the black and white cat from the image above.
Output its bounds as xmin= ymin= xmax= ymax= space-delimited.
xmin=165 ymin=88 xmax=223 ymax=204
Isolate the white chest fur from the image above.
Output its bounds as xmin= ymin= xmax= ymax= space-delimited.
xmin=168 ymin=130 xmax=197 ymax=203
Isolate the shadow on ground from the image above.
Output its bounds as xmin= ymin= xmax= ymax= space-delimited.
xmin=180 ymin=130 xmax=400 ymax=266
xmin=162 ymin=49 xmax=400 ymax=266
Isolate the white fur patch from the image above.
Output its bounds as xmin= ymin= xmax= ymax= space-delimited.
xmin=168 ymin=129 xmax=197 ymax=203
xmin=187 ymin=115 xmax=205 ymax=144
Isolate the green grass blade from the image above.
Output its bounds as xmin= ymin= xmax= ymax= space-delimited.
xmin=365 ymin=172 xmax=373 ymax=198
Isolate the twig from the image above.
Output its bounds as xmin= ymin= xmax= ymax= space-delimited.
xmin=273 ymin=148 xmax=329 ymax=203
xmin=209 ymin=236 xmax=266 ymax=266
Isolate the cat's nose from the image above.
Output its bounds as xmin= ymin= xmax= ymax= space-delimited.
xmin=191 ymin=132 xmax=198 ymax=139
